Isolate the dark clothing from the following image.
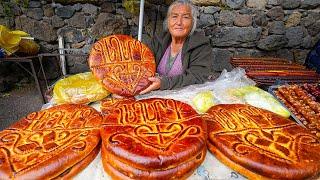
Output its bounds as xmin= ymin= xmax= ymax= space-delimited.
xmin=149 ymin=31 xmax=214 ymax=90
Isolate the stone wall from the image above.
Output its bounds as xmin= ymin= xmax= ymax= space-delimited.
xmin=1 ymin=0 xmax=319 ymax=75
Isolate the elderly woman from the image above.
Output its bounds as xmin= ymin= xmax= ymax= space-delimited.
xmin=140 ymin=0 xmax=214 ymax=94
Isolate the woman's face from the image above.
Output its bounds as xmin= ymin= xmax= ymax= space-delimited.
xmin=168 ymin=4 xmax=193 ymax=40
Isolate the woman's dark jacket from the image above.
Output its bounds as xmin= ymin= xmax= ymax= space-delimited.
xmin=149 ymin=31 xmax=214 ymax=90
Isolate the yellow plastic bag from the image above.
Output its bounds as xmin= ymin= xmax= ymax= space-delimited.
xmin=53 ymin=72 xmax=110 ymax=104
xmin=0 ymin=25 xmax=39 ymax=55
xmin=18 ymin=39 xmax=40 ymax=55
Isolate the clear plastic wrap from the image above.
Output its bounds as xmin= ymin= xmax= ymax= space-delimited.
xmin=137 ymin=68 xmax=289 ymax=117
xmin=228 ymin=86 xmax=291 ymax=118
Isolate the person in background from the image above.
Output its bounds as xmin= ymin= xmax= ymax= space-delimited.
xmin=140 ymin=0 xmax=214 ymax=94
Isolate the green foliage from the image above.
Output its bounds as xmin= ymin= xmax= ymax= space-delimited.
xmin=15 ymin=0 xmax=29 ymax=8
xmin=123 ymin=0 xmax=140 ymax=15
xmin=217 ymin=2 xmax=232 ymax=10
xmin=122 ymin=0 xmax=153 ymax=15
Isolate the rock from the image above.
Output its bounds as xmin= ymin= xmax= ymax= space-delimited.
xmin=285 ymin=11 xmax=302 ymax=27
xmin=234 ymin=14 xmax=252 ymax=27
xmin=51 ymin=15 xmax=65 ymax=28
xmin=306 ymin=20 xmax=320 ymax=36
xmin=311 ymin=36 xmax=320 ymax=47
xmin=15 ymin=16 xmax=57 ymax=42
xmin=191 ymin=0 xmax=220 ymax=6
xmin=82 ymin=3 xmax=98 ymax=16
xmin=302 ymin=35 xmax=312 ymax=48
xmin=10 ymin=4 xmax=22 ymax=16
xmin=117 ymin=8 xmax=133 ymax=19
xmin=300 ymin=0 xmax=320 ymax=9
xmin=282 ymin=0 xmax=300 ymax=9
xmin=293 ymin=49 xmax=309 ymax=64
xmin=58 ymin=27 xmax=84 ymax=43
xmin=212 ymin=48 xmax=233 ymax=71
xmin=253 ymin=11 xmax=268 ymax=26
xmin=216 ymin=10 xmax=236 ymax=26
xmin=71 ymin=41 xmax=86 ymax=49
xmin=276 ymin=49 xmax=294 ymax=61
xmin=72 ymin=3 xmax=82 ymax=11
xmin=91 ymin=13 xmax=127 ymax=40
xmin=52 ymin=0 xmax=100 ymax=5
xmin=211 ymin=27 xmax=262 ymax=47
xmin=43 ymin=4 xmax=54 ymax=17
xmin=100 ymin=2 xmax=115 ymax=13
xmin=202 ymin=6 xmax=220 ymax=14
xmin=0 ymin=17 xmax=14 ymax=28
xmin=85 ymin=16 xmax=95 ymax=27
xmin=269 ymin=21 xmax=285 ymax=34
xmin=239 ymin=8 xmax=255 ymax=14
xmin=66 ymin=56 xmax=75 ymax=67
xmin=246 ymin=0 xmax=267 ymax=10
xmin=0 ymin=5 xmax=4 ymax=16
xmin=234 ymin=48 xmax=263 ymax=57
xmin=267 ymin=6 xmax=284 ymax=20
xmin=285 ymin=26 xmax=306 ymax=47
xmin=234 ymin=48 xmax=294 ymax=60
xmin=226 ymin=0 xmax=245 ymax=9
xmin=42 ymin=17 xmax=51 ymax=24
xmin=26 ymin=8 xmax=44 ymax=20
xmin=39 ymin=41 xmax=58 ymax=53
xmin=301 ymin=13 xmax=316 ymax=27
xmin=29 ymin=1 xmax=42 ymax=8
xmin=81 ymin=44 xmax=92 ymax=54
xmin=55 ymin=5 xmax=75 ymax=18
xmin=68 ymin=62 xmax=89 ymax=74
xmin=66 ymin=12 xmax=86 ymax=28
xmin=257 ymin=35 xmax=288 ymax=50
xmin=267 ymin=0 xmax=282 ymax=6
xmin=198 ymin=14 xmax=215 ymax=28
xmin=145 ymin=20 xmax=163 ymax=37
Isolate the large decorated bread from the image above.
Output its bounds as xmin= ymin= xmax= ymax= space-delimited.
xmin=205 ymin=104 xmax=320 ymax=179
xmin=0 ymin=104 xmax=102 ymax=179
xmin=100 ymin=98 xmax=207 ymax=179
xmin=88 ymin=34 xmax=156 ymax=97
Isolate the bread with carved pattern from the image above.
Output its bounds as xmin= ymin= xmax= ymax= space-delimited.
xmin=100 ymin=98 xmax=207 ymax=179
xmin=205 ymin=104 xmax=320 ymax=179
xmin=88 ymin=34 xmax=156 ymax=97
xmin=0 ymin=104 xmax=102 ymax=179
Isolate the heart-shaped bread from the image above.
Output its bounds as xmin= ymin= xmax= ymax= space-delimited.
xmin=205 ymin=104 xmax=320 ymax=179
xmin=88 ymin=34 xmax=156 ymax=97
xmin=100 ymin=98 xmax=207 ymax=179
xmin=0 ymin=104 xmax=102 ymax=179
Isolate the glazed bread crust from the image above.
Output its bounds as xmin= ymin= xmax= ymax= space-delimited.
xmin=101 ymin=142 xmax=206 ymax=180
xmin=100 ymin=98 xmax=207 ymax=179
xmin=205 ymin=104 xmax=320 ymax=180
xmin=88 ymin=34 xmax=156 ymax=97
xmin=0 ymin=104 xmax=102 ymax=179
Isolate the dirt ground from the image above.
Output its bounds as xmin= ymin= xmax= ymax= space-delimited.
xmin=0 ymin=83 xmax=43 ymax=130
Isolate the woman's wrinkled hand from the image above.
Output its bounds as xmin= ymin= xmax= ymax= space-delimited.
xmin=139 ymin=77 xmax=161 ymax=95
